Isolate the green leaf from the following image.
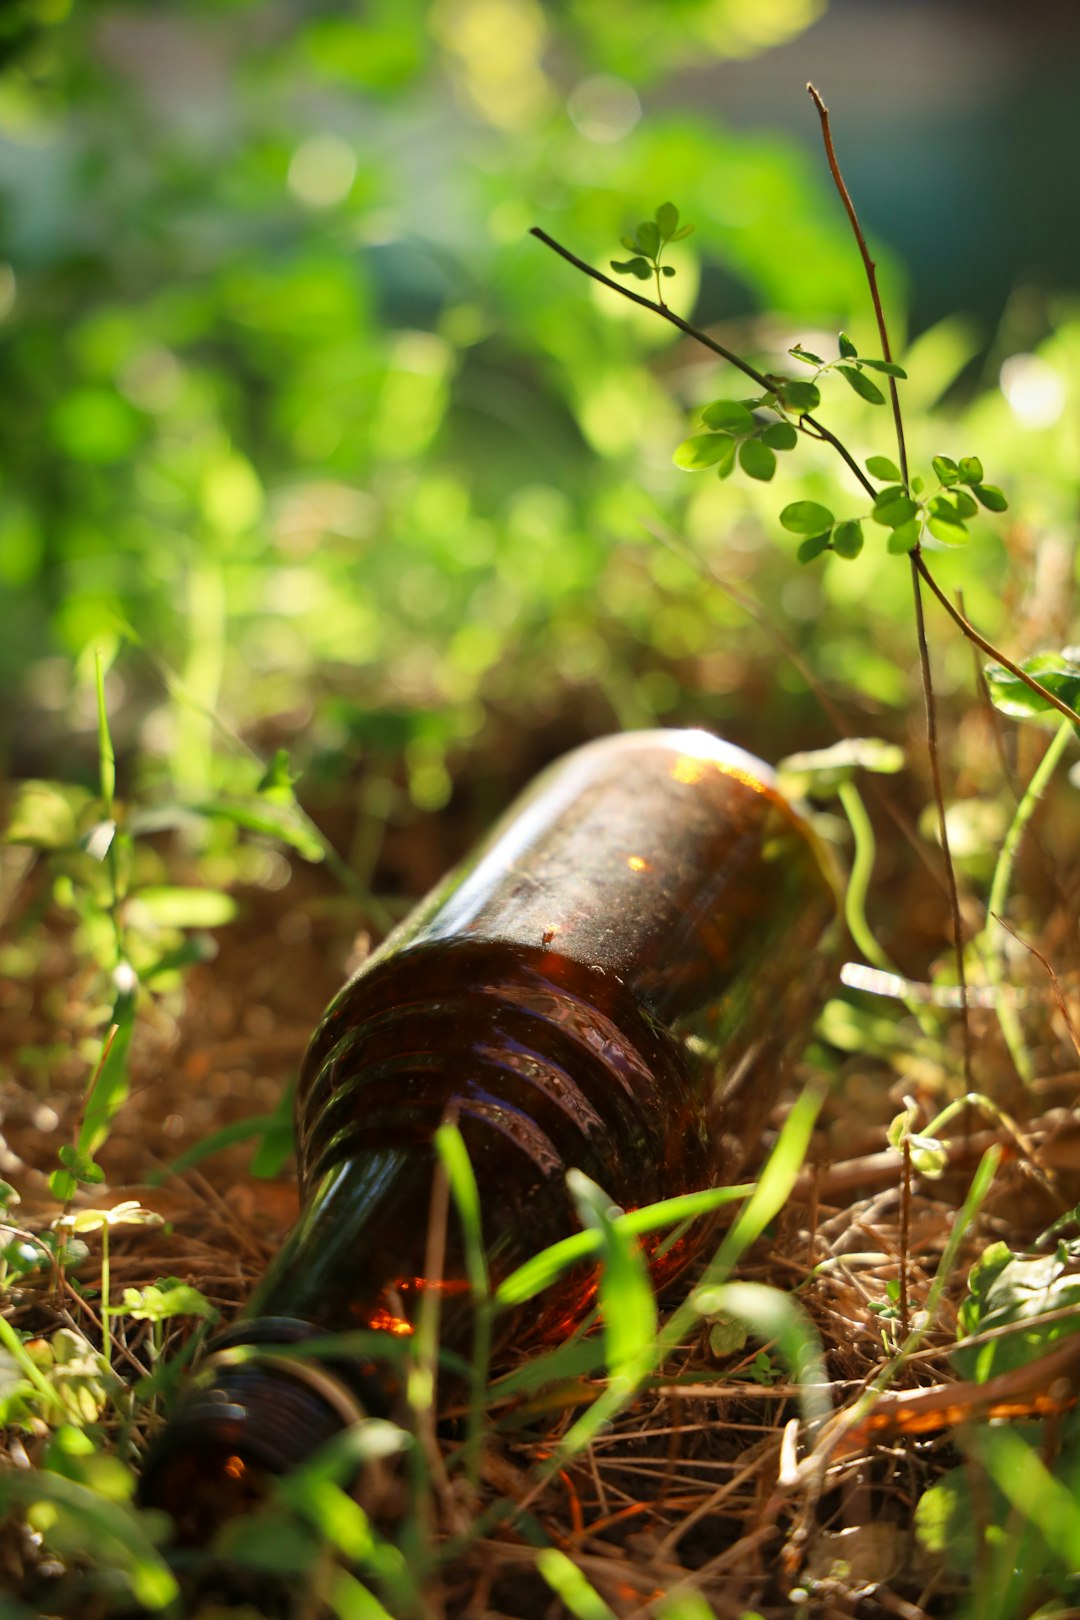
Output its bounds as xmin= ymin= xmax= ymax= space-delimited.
xmin=536 ymin=1549 xmax=619 ymax=1620
xmin=928 ymin=493 xmax=965 ymax=520
xmin=886 ymin=519 xmax=921 ymax=554
xmin=954 ymin=1242 xmax=1080 ymax=1382
xmin=610 ymin=257 xmax=652 ymax=281
xmin=713 ymin=435 xmax=737 ymax=478
xmin=974 ymin=483 xmax=1008 ymax=512
xmin=761 ymin=421 xmax=798 ymax=451
xmin=119 ymin=1279 xmax=216 ymax=1323
xmin=871 ymin=494 xmax=918 ymax=529
xmin=256 ymin=748 xmax=299 ymax=800
xmin=668 ymin=223 xmax=695 ymax=241
xmin=655 ymin=201 xmax=679 ymax=240
xmin=831 ymin=519 xmax=864 ymax=559
xmin=776 ymin=378 xmax=820 ymax=414
xmin=635 ymin=220 xmax=660 ymax=258
xmin=779 ymin=500 xmax=835 ymax=536
xmin=788 ymin=344 xmax=823 ymax=366
xmin=859 ymin=357 xmax=907 ymax=378
xmin=931 ymin=454 xmax=960 ymax=485
xmin=673 ymin=434 xmax=734 ymax=471
xmin=738 ymin=439 xmax=776 ymax=482
xmin=927 ymin=513 xmax=969 ymax=546
xmin=779 ymin=736 xmax=904 ymax=792
xmin=660 ymin=264 xmax=675 ymax=277
xmin=4 ymin=781 xmax=89 ymax=849
xmin=957 ymin=455 xmax=984 ymax=484
xmin=984 ymin=653 xmax=1080 ymax=723
xmin=865 ymin=455 xmax=901 ymax=482
xmin=838 ymin=331 xmax=858 ymax=358
xmin=952 ymin=489 xmax=978 ymax=518
xmin=797 ymin=532 xmax=831 ymax=563
xmin=837 ymin=365 xmax=885 ymax=405
xmin=49 ymin=1170 xmax=78 ymax=1203
xmin=193 ymin=798 xmax=326 ymax=863
xmin=700 ymin=399 xmax=754 ymax=434
xmin=129 ymin=887 xmax=238 ymax=929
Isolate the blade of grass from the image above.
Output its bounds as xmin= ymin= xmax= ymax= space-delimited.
xmin=494 ymin=1182 xmax=753 ymax=1310
xmin=434 ymin=1122 xmax=491 ymax=1495
xmin=980 ymin=714 xmax=1075 ymax=1084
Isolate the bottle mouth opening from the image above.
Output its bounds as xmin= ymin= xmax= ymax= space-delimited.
xmin=139 ymin=1321 xmax=379 ymax=1535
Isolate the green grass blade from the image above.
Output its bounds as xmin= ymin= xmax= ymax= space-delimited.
xmin=535 ymin=1548 xmax=618 ymax=1620
xmin=494 ymin=1182 xmax=753 ymax=1310
xmin=567 ymin=1170 xmax=656 ymax=1384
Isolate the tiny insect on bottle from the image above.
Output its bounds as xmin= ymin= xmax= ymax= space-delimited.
xmin=141 ymin=730 xmax=840 ymax=1533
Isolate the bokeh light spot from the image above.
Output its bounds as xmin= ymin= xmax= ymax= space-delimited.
xmin=999 ymin=353 xmax=1066 ymax=429
xmin=287 ymin=134 xmax=357 ymax=208
xmin=567 ymin=76 xmax=641 ymax=144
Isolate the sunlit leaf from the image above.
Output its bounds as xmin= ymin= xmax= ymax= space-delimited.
xmin=779 ymin=736 xmax=905 ymax=792
xmin=872 ymin=494 xmax=918 ymax=528
xmin=984 ymin=652 xmax=1080 ymax=723
xmin=776 ymin=378 xmax=820 ymax=414
xmin=609 ymin=257 xmax=651 ymax=280
xmin=973 ymin=483 xmax=1008 ymax=512
xmin=128 ymin=887 xmax=238 ymax=929
xmin=655 ymin=201 xmax=679 ymax=240
xmin=738 ymin=439 xmax=776 ymax=482
xmin=886 ymin=519 xmax=921 ymax=554
xmin=762 ymin=421 xmax=798 ymax=451
xmin=838 ymin=331 xmax=858 ymax=358
xmin=4 ymin=782 xmax=88 ymax=849
xmin=926 ymin=513 xmax=969 ymax=546
xmin=780 ymin=501 xmax=835 ymax=535
xmin=673 ymin=434 xmax=734 ymax=470
xmin=954 ymin=1240 xmax=1080 ymax=1381
xmin=859 ymin=357 xmax=907 ymax=378
xmin=700 ymin=399 xmax=754 ymax=433
xmin=837 ymin=365 xmax=885 ymax=405
xmin=865 ymin=455 xmax=901 ymax=481
xmin=635 ymin=220 xmax=660 ymax=258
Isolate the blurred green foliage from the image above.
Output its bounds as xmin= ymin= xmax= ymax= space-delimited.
xmin=0 ymin=0 xmax=1075 ymax=818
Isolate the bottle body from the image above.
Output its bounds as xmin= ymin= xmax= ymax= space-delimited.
xmin=143 ymin=730 xmax=839 ymax=1524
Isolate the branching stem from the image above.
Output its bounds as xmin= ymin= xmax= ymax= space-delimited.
xmin=529 ymin=226 xmax=876 ymax=500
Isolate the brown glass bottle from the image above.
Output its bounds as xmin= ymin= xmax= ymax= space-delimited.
xmin=142 ymin=730 xmax=839 ymax=1531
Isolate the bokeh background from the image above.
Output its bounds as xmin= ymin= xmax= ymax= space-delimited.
xmin=1 ymin=0 xmax=1078 ymax=897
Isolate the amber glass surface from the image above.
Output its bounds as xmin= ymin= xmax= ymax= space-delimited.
xmin=142 ymin=730 xmax=840 ymax=1520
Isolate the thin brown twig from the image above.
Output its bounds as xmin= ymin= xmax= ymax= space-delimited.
xmin=898 ymin=1137 xmax=912 ymax=1340
xmin=807 ymin=84 xmax=908 ymax=489
xmin=992 ymin=912 xmax=1080 ymax=1064
xmin=917 ymin=555 xmax=1080 ymax=727
xmin=806 ymin=84 xmax=973 ymax=1082
xmin=909 ymin=564 xmax=974 ymax=1080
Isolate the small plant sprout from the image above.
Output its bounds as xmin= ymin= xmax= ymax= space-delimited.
xmin=610 ymin=201 xmax=694 ymax=306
